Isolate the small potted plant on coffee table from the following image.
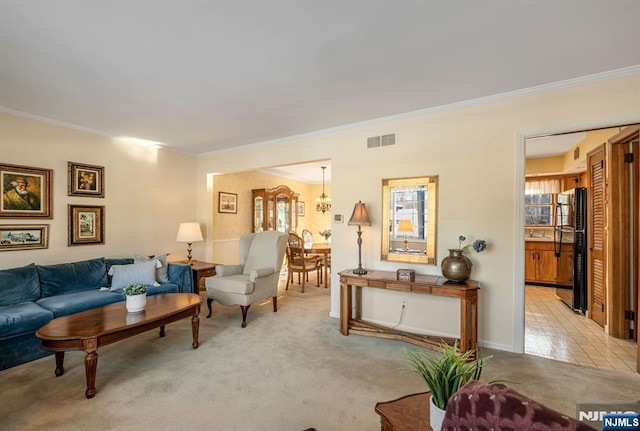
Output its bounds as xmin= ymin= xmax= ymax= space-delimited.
xmin=123 ymin=282 xmax=148 ymax=313
xmin=404 ymin=340 xmax=492 ymax=430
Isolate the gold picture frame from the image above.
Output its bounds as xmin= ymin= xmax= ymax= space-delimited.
xmin=0 ymin=224 xmax=49 ymax=251
xmin=68 ymin=162 xmax=104 ymax=197
xmin=68 ymin=205 xmax=105 ymax=246
xmin=0 ymin=163 xmax=53 ymax=218
xmin=218 ymin=192 xmax=237 ymax=214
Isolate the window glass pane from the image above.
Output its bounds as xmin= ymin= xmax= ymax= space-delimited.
xmin=539 ymin=194 xmax=552 ymax=204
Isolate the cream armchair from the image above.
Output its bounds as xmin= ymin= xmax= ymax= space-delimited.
xmin=205 ymin=231 xmax=288 ymax=327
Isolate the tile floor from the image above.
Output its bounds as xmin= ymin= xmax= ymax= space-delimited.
xmin=525 ymin=285 xmax=637 ymax=373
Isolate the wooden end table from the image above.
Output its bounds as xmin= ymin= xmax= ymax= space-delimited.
xmin=36 ymin=293 xmax=201 ymax=399
xmin=179 ymin=260 xmax=219 ymax=291
xmin=375 ymin=392 xmax=432 ymax=431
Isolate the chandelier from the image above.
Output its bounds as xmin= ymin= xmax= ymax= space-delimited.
xmin=315 ymin=166 xmax=332 ymax=214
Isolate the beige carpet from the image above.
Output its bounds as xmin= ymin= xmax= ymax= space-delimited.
xmin=1 ymin=279 xmax=639 ymax=430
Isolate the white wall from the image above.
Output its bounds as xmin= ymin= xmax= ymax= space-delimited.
xmin=197 ymin=72 xmax=640 ymax=352
xmin=0 ymin=113 xmax=198 ymax=269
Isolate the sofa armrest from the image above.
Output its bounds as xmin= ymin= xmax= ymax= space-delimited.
xmin=443 ymin=381 xmax=596 ymax=430
xmin=167 ymin=263 xmax=195 ymax=294
xmin=215 ymin=265 xmax=243 ymax=277
xmin=249 ymin=268 xmax=275 ymax=282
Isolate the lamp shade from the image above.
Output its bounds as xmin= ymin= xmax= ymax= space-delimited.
xmin=176 ymin=222 xmax=203 ymax=242
xmin=397 ymin=219 xmax=414 ymax=233
xmin=348 ymin=201 xmax=371 ymax=226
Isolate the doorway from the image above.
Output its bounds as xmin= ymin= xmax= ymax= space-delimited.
xmin=523 ymin=125 xmax=638 ymax=373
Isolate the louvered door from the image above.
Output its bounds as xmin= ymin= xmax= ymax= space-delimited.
xmin=588 ymin=145 xmax=606 ymax=327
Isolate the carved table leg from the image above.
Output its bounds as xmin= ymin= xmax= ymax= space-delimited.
xmin=84 ymin=351 xmax=98 ymax=399
xmin=159 ymin=325 xmax=166 ymax=337
xmin=54 ymin=351 xmax=65 ymax=377
xmin=191 ymin=313 xmax=200 ymax=349
xmin=83 ymin=338 xmax=98 ymax=399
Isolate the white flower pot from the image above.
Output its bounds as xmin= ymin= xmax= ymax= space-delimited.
xmin=125 ymin=293 xmax=146 ymax=313
xmin=430 ymin=395 xmax=446 ymax=431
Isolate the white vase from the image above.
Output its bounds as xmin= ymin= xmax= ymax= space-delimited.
xmin=429 ymin=395 xmax=446 ymax=431
xmin=126 ymin=293 xmax=146 ymax=313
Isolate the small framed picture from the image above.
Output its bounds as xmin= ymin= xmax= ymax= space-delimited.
xmin=218 ymin=192 xmax=237 ymax=214
xmin=297 ymin=201 xmax=305 ymax=217
xmin=68 ymin=162 xmax=104 ymax=197
xmin=0 ymin=163 xmax=53 ymax=218
xmin=0 ymin=224 xmax=49 ymax=251
xmin=68 ymin=205 xmax=105 ymax=246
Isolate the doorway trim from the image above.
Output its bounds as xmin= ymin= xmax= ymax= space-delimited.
xmin=514 ymin=113 xmax=640 ymax=354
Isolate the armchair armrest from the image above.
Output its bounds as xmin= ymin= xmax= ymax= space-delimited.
xmin=215 ymin=264 xmax=243 ymax=277
xmin=249 ymin=268 xmax=275 ymax=282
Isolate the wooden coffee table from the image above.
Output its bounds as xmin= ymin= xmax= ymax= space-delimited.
xmin=36 ymin=293 xmax=201 ymax=399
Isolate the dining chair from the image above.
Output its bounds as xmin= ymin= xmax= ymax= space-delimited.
xmin=286 ymin=233 xmax=320 ymax=293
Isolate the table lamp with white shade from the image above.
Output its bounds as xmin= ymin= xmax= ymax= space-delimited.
xmin=176 ymin=222 xmax=203 ymax=265
xmin=348 ymin=201 xmax=371 ymax=275
xmin=397 ymin=219 xmax=414 ymax=251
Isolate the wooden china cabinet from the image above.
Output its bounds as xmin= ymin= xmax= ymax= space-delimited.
xmin=252 ymin=185 xmax=299 ymax=233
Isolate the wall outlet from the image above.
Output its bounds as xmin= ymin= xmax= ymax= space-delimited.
xmin=401 ymin=299 xmax=407 ymax=308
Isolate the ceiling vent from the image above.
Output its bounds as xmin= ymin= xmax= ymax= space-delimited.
xmin=367 ymin=136 xmax=381 ymax=148
xmin=367 ymin=133 xmax=396 ymax=149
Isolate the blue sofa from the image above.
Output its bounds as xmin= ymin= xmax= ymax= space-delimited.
xmin=0 ymin=257 xmax=194 ymax=371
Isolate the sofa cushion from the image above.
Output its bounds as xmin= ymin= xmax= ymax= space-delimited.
xmin=206 ymin=275 xmax=255 ymax=295
xmin=108 ymin=260 xmax=160 ymax=291
xmin=36 ymin=289 xmax=123 ymax=318
xmin=0 ymin=263 xmax=40 ymax=307
xmin=147 ymin=283 xmax=179 ymax=296
xmin=37 ymin=258 xmax=108 ymax=298
xmin=0 ymin=302 xmax=53 ymax=338
xmin=134 ymin=253 xmax=170 ymax=283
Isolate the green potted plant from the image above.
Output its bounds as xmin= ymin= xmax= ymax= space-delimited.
xmin=404 ymin=340 xmax=492 ymax=430
xmin=122 ymin=282 xmax=148 ymax=313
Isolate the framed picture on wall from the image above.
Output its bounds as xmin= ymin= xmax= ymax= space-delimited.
xmin=218 ymin=192 xmax=237 ymax=214
xmin=297 ymin=201 xmax=305 ymax=217
xmin=68 ymin=162 xmax=104 ymax=197
xmin=0 ymin=163 xmax=53 ymax=218
xmin=0 ymin=224 xmax=49 ymax=251
xmin=68 ymin=205 xmax=105 ymax=246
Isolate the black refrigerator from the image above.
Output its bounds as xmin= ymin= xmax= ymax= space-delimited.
xmin=554 ymin=187 xmax=587 ymax=313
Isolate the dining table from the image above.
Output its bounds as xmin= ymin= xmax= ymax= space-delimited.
xmin=304 ymin=242 xmax=331 ymax=288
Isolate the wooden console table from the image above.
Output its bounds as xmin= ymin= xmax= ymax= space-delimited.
xmin=339 ymin=270 xmax=479 ymax=357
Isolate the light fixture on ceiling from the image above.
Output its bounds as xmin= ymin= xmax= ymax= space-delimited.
xmin=315 ymin=166 xmax=332 ymax=214
xmin=117 ymin=136 xmax=162 ymax=148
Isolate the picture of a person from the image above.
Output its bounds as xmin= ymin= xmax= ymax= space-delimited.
xmin=2 ymin=175 xmax=41 ymax=211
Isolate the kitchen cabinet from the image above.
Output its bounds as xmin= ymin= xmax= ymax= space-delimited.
xmin=252 ymin=185 xmax=299 ymax=233
xmin=525 ymin=240 xmax=573 ymax=285
xmin=556 ymin=245 xmax=573 ymax=286
xmin=525 ymin=241 xmax=557 ymax=284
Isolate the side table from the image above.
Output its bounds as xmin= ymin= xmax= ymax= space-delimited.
xmin=178 ymin=261 xmax=219 ymax=292
xmin=375 ymin=392 xmax=432 ymax=431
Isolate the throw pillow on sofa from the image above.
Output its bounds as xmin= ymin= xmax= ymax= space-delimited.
xmin=133 ymin=253 xmax=169 ymax=283
xmin=109 ymin=260 xmax=161 ymax=291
